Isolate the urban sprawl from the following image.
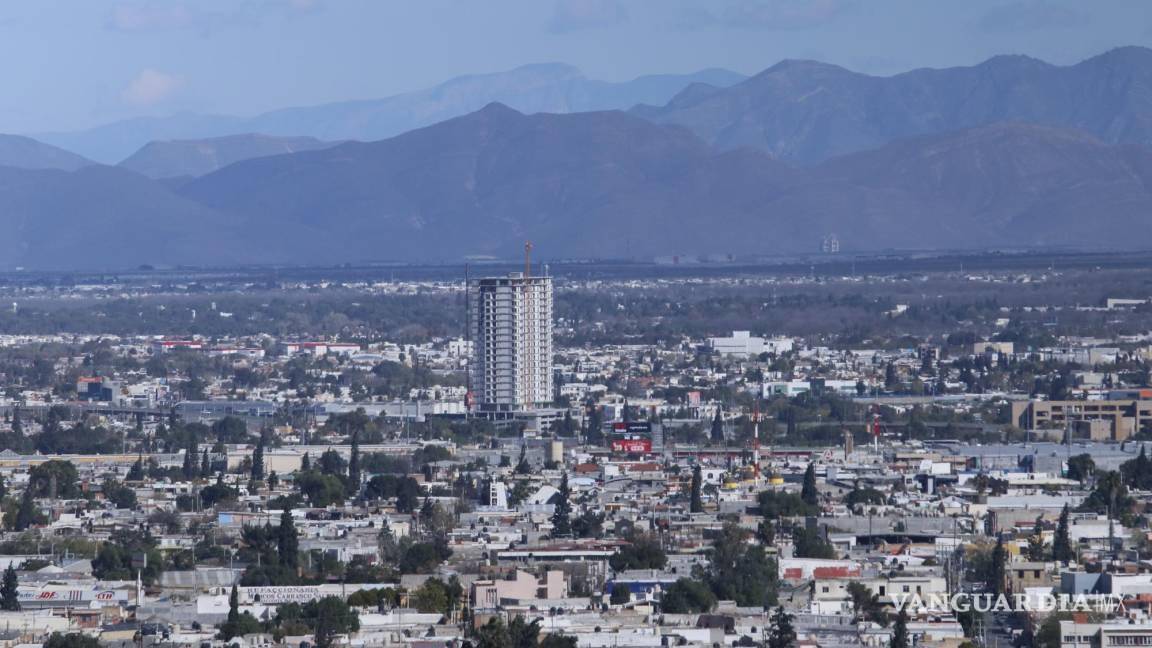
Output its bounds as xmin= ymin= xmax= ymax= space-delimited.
xmin=0 ymin=264 xmax=1150 ymax=648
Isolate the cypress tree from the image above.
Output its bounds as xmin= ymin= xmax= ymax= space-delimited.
xmin=0 ymin=564 xmax=19 ymax=611
xmin=551 ymin=472 xmax=573 ymax=537
xmin=14 ymin=490 xmax=35 ymax=531
xmin=889 ymin=605 xmax=909 ymax=648
xmin=690 ymin=465 xmax=703 ymax=513
xmin=201 ymin=449 xmax=211 ymax=478
xmin=251 ymin=434 xmax=266 ymax=481
xmin=182 ymin=433 xmax=197 ymax=480
xmin=989 ymin=536 xmax=1007 ymax=595
xmin=277 ymin=508 xmax=299 ymax=569
xmin=767 ymin=606 xmax=796 ymax=648
xmin=226 ymin=584 xmax=239 ymax=627
xmin=710 ymin=408 xmax=725 ymax=443
xmin=301 ymin=452 xmax=311 ymax=472
xmin=11 ymin=408 xmax=21 ymax=435
xmin=127 ymin=454 xmax=144 ymax=482
xmin=348 ymin=430 xmax=361 ymax=492
xmin=801 ymin=463 xmax=819 ymax=507
xmin=1053 ymin=503 xmax=1074 ymax=563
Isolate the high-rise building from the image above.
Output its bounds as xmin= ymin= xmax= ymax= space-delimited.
xmin=469 ymin=272 xmax=553 ymax=413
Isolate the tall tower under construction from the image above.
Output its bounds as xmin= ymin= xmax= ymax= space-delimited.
xmin=469 ymin=271 xmax=554 ymax=414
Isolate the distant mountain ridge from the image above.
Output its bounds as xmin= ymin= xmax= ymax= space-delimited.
xmin=0 ymin=105 xmax=1149 ymax=268
xmin=34 ymin=64 xmax=746 ymax=163
xmin=170 ymin=106 xmax=1152 ymax=263
xmin=0 ymin=134 xmax=93 ymax=171
xmin=635 ymin=46 xmax=1152 ymax=164
xmin=119 ymin=134 xmax=338 ymax=179
xmin=0 ymin=47 xmax=1149 ymax=269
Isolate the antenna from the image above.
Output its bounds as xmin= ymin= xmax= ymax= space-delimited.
xmin=524 ymin=241 xmax=533 ymax=279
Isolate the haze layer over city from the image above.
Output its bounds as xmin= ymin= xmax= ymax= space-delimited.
xmin=0 ymin=3 xmax=1150 ymax=648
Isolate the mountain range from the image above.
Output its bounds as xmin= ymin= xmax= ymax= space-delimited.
xmin=119 ymin=134 xmax=337 ymax=179
xmin=2 ymin=104 xmax=1152 ymax=269
xmin=35 ymin=64 xmax=746 ymax=164
xmin=0 ymin=49 xmax=1149 ymax=268
xmin=636 ymin=46 xmax=1152 ymax=164
xmin=0 ymin=135 xmax=93 ymax=172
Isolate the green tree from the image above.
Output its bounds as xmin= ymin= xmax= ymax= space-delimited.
xmin=800 ymin=463 xmax=818 ymax=507
xmin=28 ymin=460 xmax=80 ymax=498
xmin=476 ymin=617 xmax=511 ymax=648
xmin=278 ymin=509 xmax=299 ymax=569
xmin=13 ymin=489 xmax=40 ymax=531
xmin=348 ymin=430 xmax=361 ymax=493
xmin=846 ymin=581 xmax=885 ymax=626
xmin=251 ymin=433 xmax=266 ymax=481
xmin=705 ymin=523 xmax=778 ymax=607
xmin=310 ymin=596 xmax=360 ymax=648
xmin=217 ymin=584 xmax=260 ymax=640
xmin=845 ymin=487 xmax=885 ymax=509
xmin=889 ymin=604 xmax=909 ymax=648
xmin=1026 ymin=516 xmax=1048 ymax=561
xmin=710 ymin=409 xmax=725 ymax=443
xmin=103 ymin=480 xmax=137 ymax=510
xmin=410 ymin=578 xmax=450 ymax=615
xmin=551 ymin=472 xmax=572 ymax=538
xmin=43 ymin=634 xmax=100 ymax=648
xmin=1053 ymin=504 xmax=1074 ymax=563
xmin=1035 ymin=612 xmax=1072 ymax=648
xmin=0 ymin=564 xmax=19 ymax=611
xmin=515 ymin=444 xmax=531 ymax=475
xmin=690 ymin=465 xmax=703 ymax=513
xmin=609 ymin=534 xmax=667 ymax=571
xmin=988 ymin=536 xmax=1006 ymax=595
xmin=792 ymin=525 xmax=837 ymax=559
xmin=1066 ymin=453 xmax=1095 ymax=483
xmin=661 ymin=578 xmax=716 ymax=613
xmin=297 ymin=471 xmax=347 ymax=507
xmin=126 ymin=455 xmax=144 ymax=482
xmin=767 ymin=606 xmax=796 ymax=648
xmin=540 ymin=635 xmax=577 ymax=648
xmin=182 ymin=433 xmax=198 ymax=480
xmin=610 ymin=583 xmax=631 ymax=605
xmin=759 ymin=491 xmax=816 ymax=518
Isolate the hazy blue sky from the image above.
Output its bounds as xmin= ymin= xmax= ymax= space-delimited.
xmin=3 ymin=0 xmax=1150 ymax=133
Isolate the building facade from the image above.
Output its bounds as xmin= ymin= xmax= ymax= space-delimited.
xmin=470 ymin=273 xmax=554 ymax=413
xmin=1010 ymin=398 xmax=1152 ymax=441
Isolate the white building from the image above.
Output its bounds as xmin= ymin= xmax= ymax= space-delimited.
xmin=709 ymin=331 xmax=765 ymax=356
xmin=708 ymin=331 xmax=794 ymax=356
xmin=470 ymin=273 xmax=554 ymax=413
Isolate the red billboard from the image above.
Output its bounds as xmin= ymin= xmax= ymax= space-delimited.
xmin=610 ymin=438 xmax=652 ymax=453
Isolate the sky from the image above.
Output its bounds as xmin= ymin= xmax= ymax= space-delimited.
xmin=2 ymin=0 xmax=1150 ymax=134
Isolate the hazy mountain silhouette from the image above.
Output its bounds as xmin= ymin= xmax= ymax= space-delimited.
xmin=635 ymin=46 xmax=1152 ymax=164
xmin=35 ymin=64 xmax=745 ymax=163
xmin=120 ymin=134 xmax=338 ymax=179
xmin=0 ymin=134 xmax=94 ymax=171
xmin=0 ymin=165 xmax=252 ymax=269
xmin=3 ymin=103 xmax=1152 ymax=269
xmin=176 ymin=106 xmax=1152 ymax=261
